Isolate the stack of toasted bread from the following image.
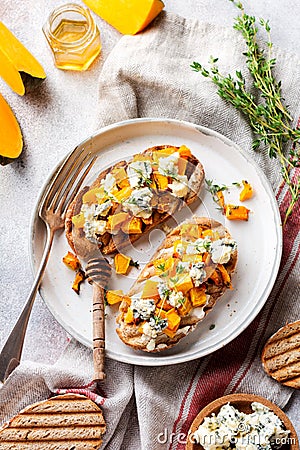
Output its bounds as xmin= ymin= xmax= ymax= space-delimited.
xmin=0 ymin=393 xmax=106 ymax=449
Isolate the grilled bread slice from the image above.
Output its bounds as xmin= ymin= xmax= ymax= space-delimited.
xmin=0 ymin=393 xmax=106 ymax=449
xmin=116 ymin=217 xmax=237 ymax=352
xmin=261 ymin=321 xmax=300 ymax=389
xmin=65 ymin=145 xmax=204 ymax=255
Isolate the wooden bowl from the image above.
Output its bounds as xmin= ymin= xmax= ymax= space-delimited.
xmin=186 ymin=393 xmax=299 ymax=450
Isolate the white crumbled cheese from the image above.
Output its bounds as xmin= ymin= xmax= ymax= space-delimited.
xmin=131 ymin=297 xmax=155 ymax=320
xmin=158 ymin=282 xmax=170 ymax=300
xmin=211 ymin=238 xmax=237 ymax=264
xmin=81 ymin=203 xmax=109 ymax=242
xmin=176 ymin=261 xmax=190 ymax=274
xmin=168 ymin=175 xmax=189 ymax=198
xmin=192 ymin=307 xmax=206 ymax=319
xmin=97 ymin=200 xmax=112 ymax=215
xmin=186 ymin=243 xmax=198 ymax=254
xmin=123 ymin=187 xmax=153 ymax=219
xmin=126 ymin=160 xmax=152 ymax=188
xmin=190 ymin=262 xmax=206 ymax=286
xmin=142 ymin=321 xmax=158 ymax=339
xmin=158 ymin=152 xmax=179 ymax=177
xmin=101 ymin=173 xmax=116 ymax=194
xmin=142 ymin=322 xmax=157 ymax=351
xmin=168 ymin=290 xmax=185 ymax=308
xmin=195 ymin=236 xmax=212 ymax=253
xmin=186 ymin=237 xmax=211 ymax=254
xmin=83 ymin=219 xmax=106 ymax=242
xmin=146 ymin=339 xmax=156 ymax=351
xmin=142 ymin=317 xmax=167 ymax=351
xmin=193 ymin=402 xmax=290 ymax=450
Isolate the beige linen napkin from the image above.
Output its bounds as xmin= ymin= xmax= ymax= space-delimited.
xmin=0 ymin=11 xmax=299 ymax=450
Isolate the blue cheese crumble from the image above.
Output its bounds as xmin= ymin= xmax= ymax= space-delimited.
xmin=168 ymin=290 xmax=185 ymax=308
xmin=127 ymin=160 xmax=152 ymax=188
xmin=81 ymin=203 xmax=109 ymax=242
xmin=142 ymin=317 xmax=168 ymax=351
xmin=168 ymin=174 xmax=189 ymax=198
xmin=101 ymin=173 xmax=116 ymax=194
xmin=190 ymin=262 xmax=206 ymax=286
xmin=158 ymin=152 xmax=179 ymax=177
xmin=193 ymin=402 xmax=290 ymax=450
xmin=158 ymin=282 xmax=171 ymax=300
xmin=123 ymin=187 xmax=153 ymax=219
xmin=211 ymin=238 xmax=237 ymax=264
xmin=131 ymin=297 xmax=155 ymax=320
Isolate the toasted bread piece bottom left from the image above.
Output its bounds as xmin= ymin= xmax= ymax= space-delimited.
xmin=0 ymin=393 xmax=106 ymax=449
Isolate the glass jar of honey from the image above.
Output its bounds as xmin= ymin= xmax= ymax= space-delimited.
xmin=43 ymin=3 xmax=101 ymax=71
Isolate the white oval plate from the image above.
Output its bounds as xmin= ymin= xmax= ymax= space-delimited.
xmin=30 ymin=118 xmax=282 ymax=366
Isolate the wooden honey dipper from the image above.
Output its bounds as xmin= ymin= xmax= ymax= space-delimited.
xmin=73 ymin=235 xmax=111 ymax=381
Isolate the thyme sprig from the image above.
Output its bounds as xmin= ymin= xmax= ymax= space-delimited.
xmin=191 ymin=0 xmax=300 ymax=224
xmin=206 ymin=179 xmax=240 ymax=208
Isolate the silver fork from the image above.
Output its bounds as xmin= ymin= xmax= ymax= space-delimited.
xmin=0 ymin=149 xmax=97 ymax=383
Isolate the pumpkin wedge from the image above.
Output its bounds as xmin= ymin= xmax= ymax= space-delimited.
xmin=0 ymin=22 xmax=46 ymax=95
xmin=83 ymin=0 xmax=164 ymax=35
xmin=0 ymin=92 xmax=23 ymax=165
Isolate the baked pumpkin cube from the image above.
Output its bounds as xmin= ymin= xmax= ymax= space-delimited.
xmin=190 ymin=287 xmax=207 ymax=307
xmin=114 ymin=186 xmax=133 ymax=203
xmin=240 ymin=180 xmax=253 ymax=201
xmin=218 ymin=264 xmax=232 ymax=288
xmin=106 ymin=289 xmax=124 ymax=305
xmin=153 ymin=172 xmax=169 ymax=190
xmin=225 ymin=204 xmax=250 ymax=221
xmin=122 ymin=216 xmax=143 ymax=234
xmin=178 ymin=296 xmax=193 ymax=316
xmin=175 ymin=274 xmax=194 ymax=294
xmin=178 ymin=145 xmax=192 ymax=158
xmin=111 ymin=167 xmax=130 ymax=188
xmin=107 ymin=212 xmax=130 ymax=233
xmin=166 ymin=308 xmax=181 ymax=331
xmin=124 ymin=308 xmax=134 ymax=324
xmin=114 ymin=253 xmax=131 ymax=275
xmin=63 ymin=251 xmax=81 ymax=271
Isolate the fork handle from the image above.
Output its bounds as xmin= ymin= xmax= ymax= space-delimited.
xmin=92 ymin=283 xmax=106 ymax=381
xmin=0 ymin=227 xmax=54 ymax=383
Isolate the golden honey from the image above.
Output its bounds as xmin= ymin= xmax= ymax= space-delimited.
xmin=43 ymin=4 xmax=101 ymax=71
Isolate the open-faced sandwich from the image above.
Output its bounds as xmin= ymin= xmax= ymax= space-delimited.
xmin=65 ymin=145 xmax=204 ymax=255
xmin=116 ymin=217 xmax=237 ymax=352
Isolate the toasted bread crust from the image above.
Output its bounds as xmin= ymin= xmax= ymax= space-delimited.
xmin=261 ymin=321 xmax=300 ymax=389
xmin=65 ymin=145 xmax=204 ymax=255
xmin=0 ymin=394 xmax=106 ymax=449
xmin=116 ymin=217 xmax=238 ymax=353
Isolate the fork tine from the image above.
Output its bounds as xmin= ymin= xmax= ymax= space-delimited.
xmin=51 ymin=151 xmax=92 ymax=211
xmin=39 ymin=146 xmax=87 ymax=214
xmin=57 ymin=155 xmax=98 ymax=215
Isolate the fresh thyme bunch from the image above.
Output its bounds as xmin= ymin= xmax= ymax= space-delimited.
xmin=191 ymin=0 xmax=300 ymax=224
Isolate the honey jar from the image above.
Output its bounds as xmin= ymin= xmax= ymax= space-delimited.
xmin=43 ymin=3 xmax=101 ymax=71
